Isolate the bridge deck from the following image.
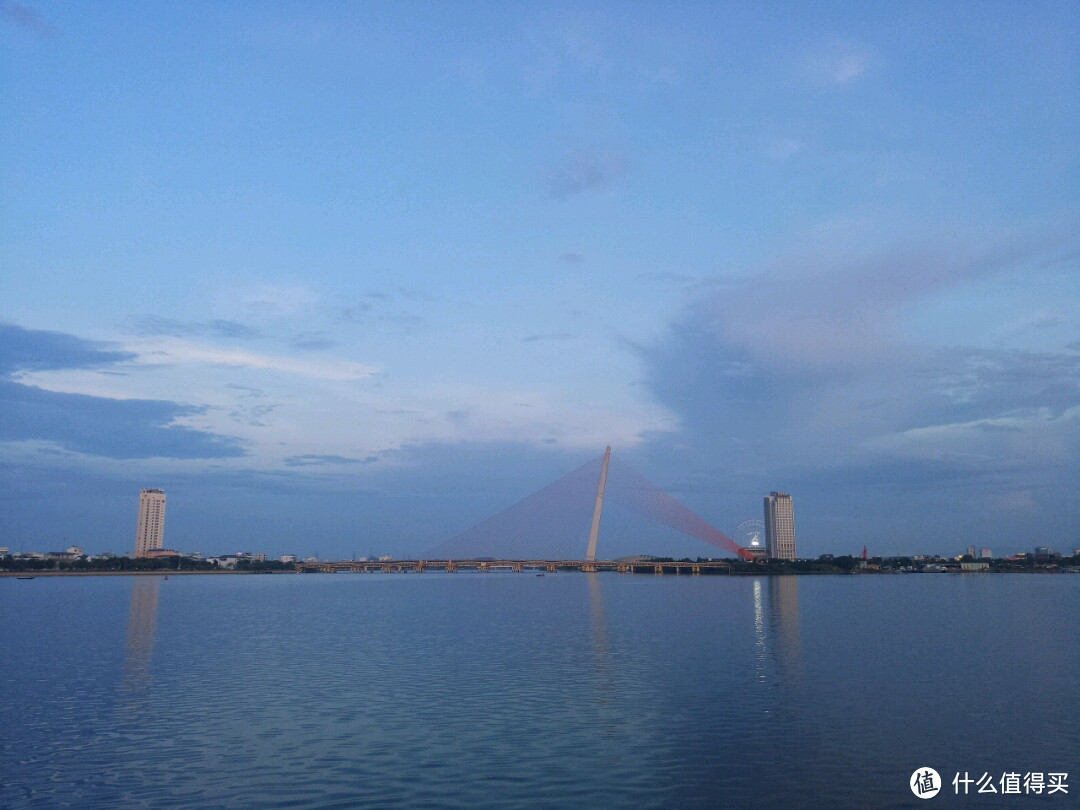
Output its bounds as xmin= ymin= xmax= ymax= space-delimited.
xmin=295 ymin=559 xmax=733 ymax=574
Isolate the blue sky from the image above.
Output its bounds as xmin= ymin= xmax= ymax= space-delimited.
xmin=2 ymin=1 xmax=1078 ymax=560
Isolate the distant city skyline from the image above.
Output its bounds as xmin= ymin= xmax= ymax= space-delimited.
xmin=1 ymin=3 xmax=1077 ymax=560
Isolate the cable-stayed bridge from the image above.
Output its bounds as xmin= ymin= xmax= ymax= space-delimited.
xmin=421 ymin=447 xmax=750 ymax=563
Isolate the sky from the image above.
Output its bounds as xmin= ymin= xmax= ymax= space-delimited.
xmin=2 ymin=1 xmax=1078 ymax=560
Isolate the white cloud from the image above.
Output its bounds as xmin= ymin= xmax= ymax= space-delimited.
xmin=801 ymin=38 xmax=869 ymax=87
xmin=128 ymin=339 xmax=377 ymax=381
xmin=765 ymin=137 xmax=803 ymax=161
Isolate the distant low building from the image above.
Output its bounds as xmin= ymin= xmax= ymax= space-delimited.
xmin=145 ymin=549 xmax=180 ymax=558
xmin=46 ymin=549 xmax=82 ymax=562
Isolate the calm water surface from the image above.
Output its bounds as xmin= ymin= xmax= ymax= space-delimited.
xmin=2 ymin=572 xmax=1077 ymax=808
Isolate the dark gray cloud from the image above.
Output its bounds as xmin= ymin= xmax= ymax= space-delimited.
xmin=0 ymin=381 xmax=244 ymax=459
xmin=337 ymin=293 xmax=427 ymax=333
xmin=545 ymin=150 xmax=624 ymax=198
xmin=0 ymin=1 xmax=56 ymax=37
xmin=290 ymin=331 xmax=337 ymax=351
xmin=521 ymin=332 xmax=576 ymax=343
xmin=445 ymin=409 xmax=470 ymax=424
xmin=909 ymin=348 xmax=1080 ymax=427
xmin=640 ymin=304 xmax=1080 ymax=466
xmin=0 ymin=324 xmax=244 ymax=460
xmin=0 ymin=322 xmax=135 ymax=375
xmin=131 ymin=316 xmax=261 ymax=340
xmin=284 ymin=454 xmax=378 ymax=467
xmin=228 ymin=401 xmax=278 ymax=428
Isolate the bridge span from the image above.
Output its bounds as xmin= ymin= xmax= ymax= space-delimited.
xmin=295 ymin=559 xmax=734 ymax=575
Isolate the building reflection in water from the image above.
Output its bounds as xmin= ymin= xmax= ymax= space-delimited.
xmin=753 ymin=579 xmax=767 ymax=684
xmin=753 ymin=575 xmax=802 ymax=684
xmin=121 ymin=575 xmax=161 ymax=700
xmin=767 ymin=575 xmax=801 ymax=674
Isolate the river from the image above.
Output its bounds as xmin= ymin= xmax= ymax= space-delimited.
xmin=2 ymin=571 xmax=1077 ymax=808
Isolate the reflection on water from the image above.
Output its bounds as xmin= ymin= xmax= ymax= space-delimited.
xmin=753 ymin=578 xmax=768 ymax=684
xmin=753 ymin=576 xmax=802 ymax=685
xmin=767 ymin=575 xmax=801 ymax=673
xmin=121 ymin=576 xmax=160 ymax=701
xmin=587 ymin=572 xmax=610 ymax=665
xmin=586 ymin=572 xmax=616 ymax=732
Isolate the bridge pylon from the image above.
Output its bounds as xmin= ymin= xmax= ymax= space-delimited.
xmin=585 ymin=446 xmax=611 ymax=562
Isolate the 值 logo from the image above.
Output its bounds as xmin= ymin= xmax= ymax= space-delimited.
xmin=911 ymin=767 xmax=941 ymax=799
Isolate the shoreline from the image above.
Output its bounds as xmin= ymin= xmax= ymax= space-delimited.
xmin=0 ymin=569 xmax=283 ymax=577
xmin=3 ymin=568 xmax=1074 ymax=578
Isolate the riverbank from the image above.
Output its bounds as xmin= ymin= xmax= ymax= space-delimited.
xmin=0 ymin=569 xmax=288 ymax=577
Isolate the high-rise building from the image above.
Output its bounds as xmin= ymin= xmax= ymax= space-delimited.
xmin=135 ymin=489 xmax=166 ymax=557
xmin=764 ymin=491 xmax=796 ymax=560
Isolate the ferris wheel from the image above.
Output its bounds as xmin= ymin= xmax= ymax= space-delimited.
xmin=734 ymin=519 xmax=766 ymax=550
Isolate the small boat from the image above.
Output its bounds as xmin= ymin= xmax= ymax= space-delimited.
xmin=536 ymin=573 xmax=545 ymax=577
xmin=16 ymin=575 xmax=36 ymax=580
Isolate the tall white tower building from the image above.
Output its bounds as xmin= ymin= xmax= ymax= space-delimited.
xmin=764 ymin=491 xmax=796 ymax=560
xmin=135 ymin=488 xmax=166 ymax=557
